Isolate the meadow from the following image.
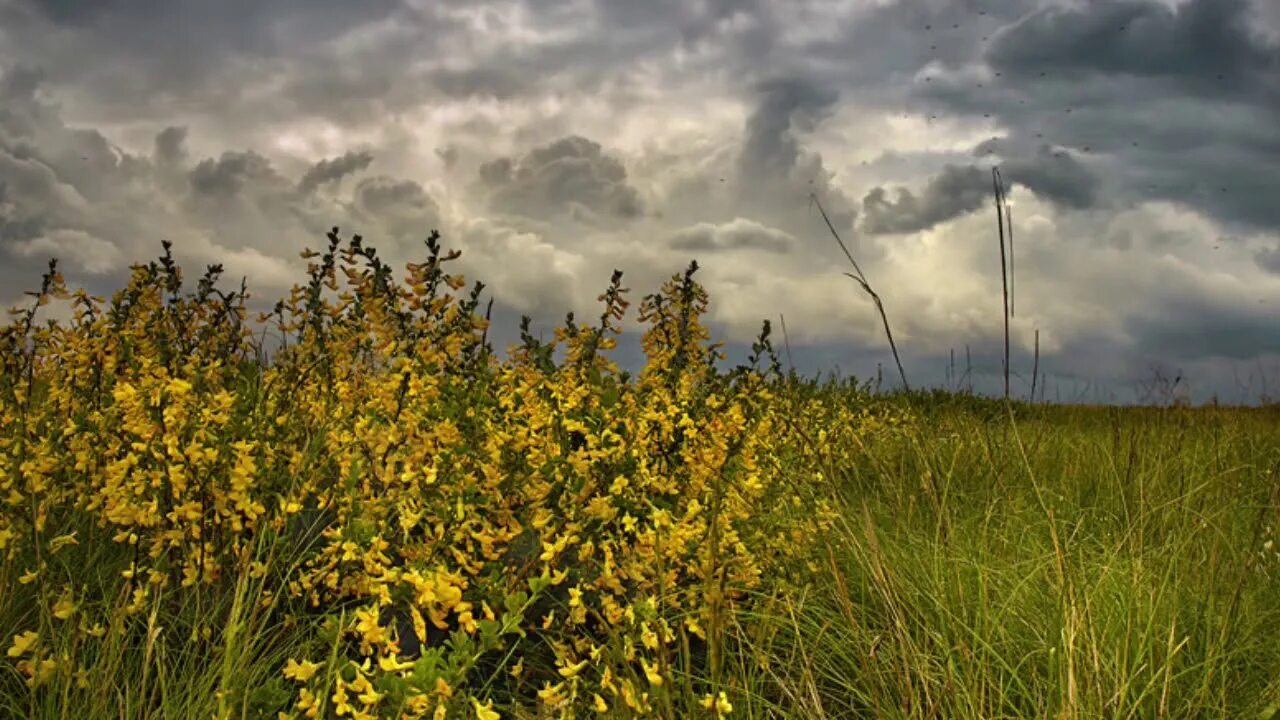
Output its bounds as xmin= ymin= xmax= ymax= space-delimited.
xmin=2 ymin=230 xmax=1279 ymax=719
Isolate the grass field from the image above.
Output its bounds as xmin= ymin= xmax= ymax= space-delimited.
xmin=3 ymin=236 xmax=1279 ymax=719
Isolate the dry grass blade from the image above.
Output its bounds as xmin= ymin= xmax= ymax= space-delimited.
xmin=779 ymin=313 xmax=795 ymax=373
xmin=809 ymin=192 xmax=910 ymax=392
xmin=1032 ymin=328 xmax=1040 ymax=403
xmin=993 ymin=167 xmax=1011 ymax=400
xmin=1008 ymin=203 xmax=1015 ymax=319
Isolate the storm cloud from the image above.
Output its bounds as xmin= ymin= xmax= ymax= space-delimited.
xmin=2 ymin=0 xmax=1279 ymax=402
xmin=478 ymin=135 xmax=644 ymax=224
xmin=860 ymin=164 xmax=989 ymax=235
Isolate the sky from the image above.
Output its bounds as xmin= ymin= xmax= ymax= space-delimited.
xmin=2 ymin=0 xmax=1279 ymax=403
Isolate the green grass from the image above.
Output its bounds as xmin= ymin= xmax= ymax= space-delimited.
xmin=724 ymin=395 xmax=1280 ymax=719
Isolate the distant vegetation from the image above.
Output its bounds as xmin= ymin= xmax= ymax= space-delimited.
xmin=2 ymin=231 xmax=1279 ymax=719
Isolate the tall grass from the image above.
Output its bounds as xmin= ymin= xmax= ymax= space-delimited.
xmin=729 ymin=397 xmax=1280 ymax=718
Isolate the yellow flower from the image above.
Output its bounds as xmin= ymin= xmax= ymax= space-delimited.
xmin=404 ymin=694 xmax=433 ymax=715
xmin=434 ymin=676 xmax=453 ymax=699
xmin=641 ymin=659 xmax=663 ymax=687
xmin=356 ymin=685 xmax=381 ymax=706
xmin=377 ymin=654 xmax=414 ymax=672
xmin=701 ymin=691 xmax=734 ymax=716
xmin=52 ymin=594 xmax=77 ymax=620
xmin=283 ymin=658 xmax=321 ymax=682
xmin=471 ymin=697 xmax=501 ymax=720
xmin=296 ymin=688 xmax=319 ymax=718
xmin=332 ymin=680 xmax=352 ymax=716
xmin=7 ymin=631 xmax=38 ymax=658
xmin=592 ymin=693 xmax=609 ymax=713
xmin=353 ymin=607 xmax=388 ymax=649
xmin=27 ymin=657 xmax=59 ymax=687
xmin=557 ymin=658 xmax=588 ymax=679
xmin=537 ymin=681 xmax=566 ymax=706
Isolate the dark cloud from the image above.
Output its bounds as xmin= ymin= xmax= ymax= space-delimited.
xmin=298 ymin=150 xmax=373 ymax=195
xmin=948 ymin=0 xmax=1280 ymax=231
xmin=1254 ymin=244 xmax=1280 ymax=274
xmin=0 ymin=63 xmax=151 ymax=202
xmin=0 ymin=66 xmax=447 ymax=298
xmin=0 ymin=64 xmax=46 ymax=133
xmin=4 ymin=0 xmax=1280 ymax=402
xmin=350 ymin=176 xmax=441 ymax=241
xmin=733 ymin=76 xmax=860 ymax=252
xmin=430 ymin=66 xmax=526 ymax=102
xmin=739 ymin=77 xmax=837 ymax=181
xmin=591 ymin=0 xmax=761 ymax=41
xmin=1000 ymin=145 xmax=1099 ymax=210
xmin=987 ymin=0 xmax=1278 ymax=94
xmin=153 ymin=126 xmax=188 ymax=167
xmin=860 ymin=164 xmax=988 ymax=235
xmin=6 ymin=0 xmax=405 ymax=118
xmin=1126 ymin=297 xmax=1280 ymax=361
xmin=189 ymin=151 xmax=290 ymax=200
xmin=479 ymin=135 xmax=643 ymax=223
xmin=435 ymin=145 xmax=460 ymax=170
xmin=668 ymin=218 xmax=796 ymax=253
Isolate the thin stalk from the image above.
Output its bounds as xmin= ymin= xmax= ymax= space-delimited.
xmin=809 ymin=193 xmax=910 ymax=392
xmin=966 ymin=345 xmax=973 ymax=393
xmin=779 ymin=313 xmax=795 ymax=374
xmin=1008 ymin=203 xmax=1015 ymax=318
xmin=993 ymin=168 xmax=1010 ymax=400
xmin=1031 ymin=329 xmax=1040 ymax=403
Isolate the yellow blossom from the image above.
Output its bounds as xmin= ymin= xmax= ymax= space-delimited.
xmin=537 ymin=681 xmax=566 ymax=706
xmin=377 ymin=654 xmax=414 ymax=672
xmin=52 ymin=594 xmax=76 ymax=620
xmin=557 ymin=658 xmax=588 ymax=679
xmin=701 ymin=691 xmax=733 ymax=716
xmin=641 ymin=659 xmax=664 ymax=687
xmin=471 ymin=697 xmax=501 ymax=720
xmin=7 ymin=631 xmax=38 ymax=658
xmin=283 ymin=658 xmax=321 ymax=682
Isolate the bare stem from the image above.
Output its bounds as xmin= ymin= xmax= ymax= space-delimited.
xmin=779 ymin=313 xmax=795 ymax=373
xmin=1032 ymin=328 xmax=1040 ymax=403
xmin=993 ymin=168 xmax=1010 ymax=400
xmin=810 ymin=193 xmax=910 ymax=392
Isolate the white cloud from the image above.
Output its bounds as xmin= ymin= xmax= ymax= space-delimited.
xmin=11 ymin=229 xmax=122 ymax=274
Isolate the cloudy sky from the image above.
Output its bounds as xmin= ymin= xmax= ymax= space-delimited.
xmin=2 ymin=0 xmax=1279 ymax=403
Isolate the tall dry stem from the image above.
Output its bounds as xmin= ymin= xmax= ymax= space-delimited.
xmin=809 ymin=193 xmax=910 ymax=392
xmin=993 ymin=167 xmax=1011 ymax=400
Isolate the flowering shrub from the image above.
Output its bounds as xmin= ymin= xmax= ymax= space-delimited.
xmin=0 ymin=230 xmax=913 ymax=718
